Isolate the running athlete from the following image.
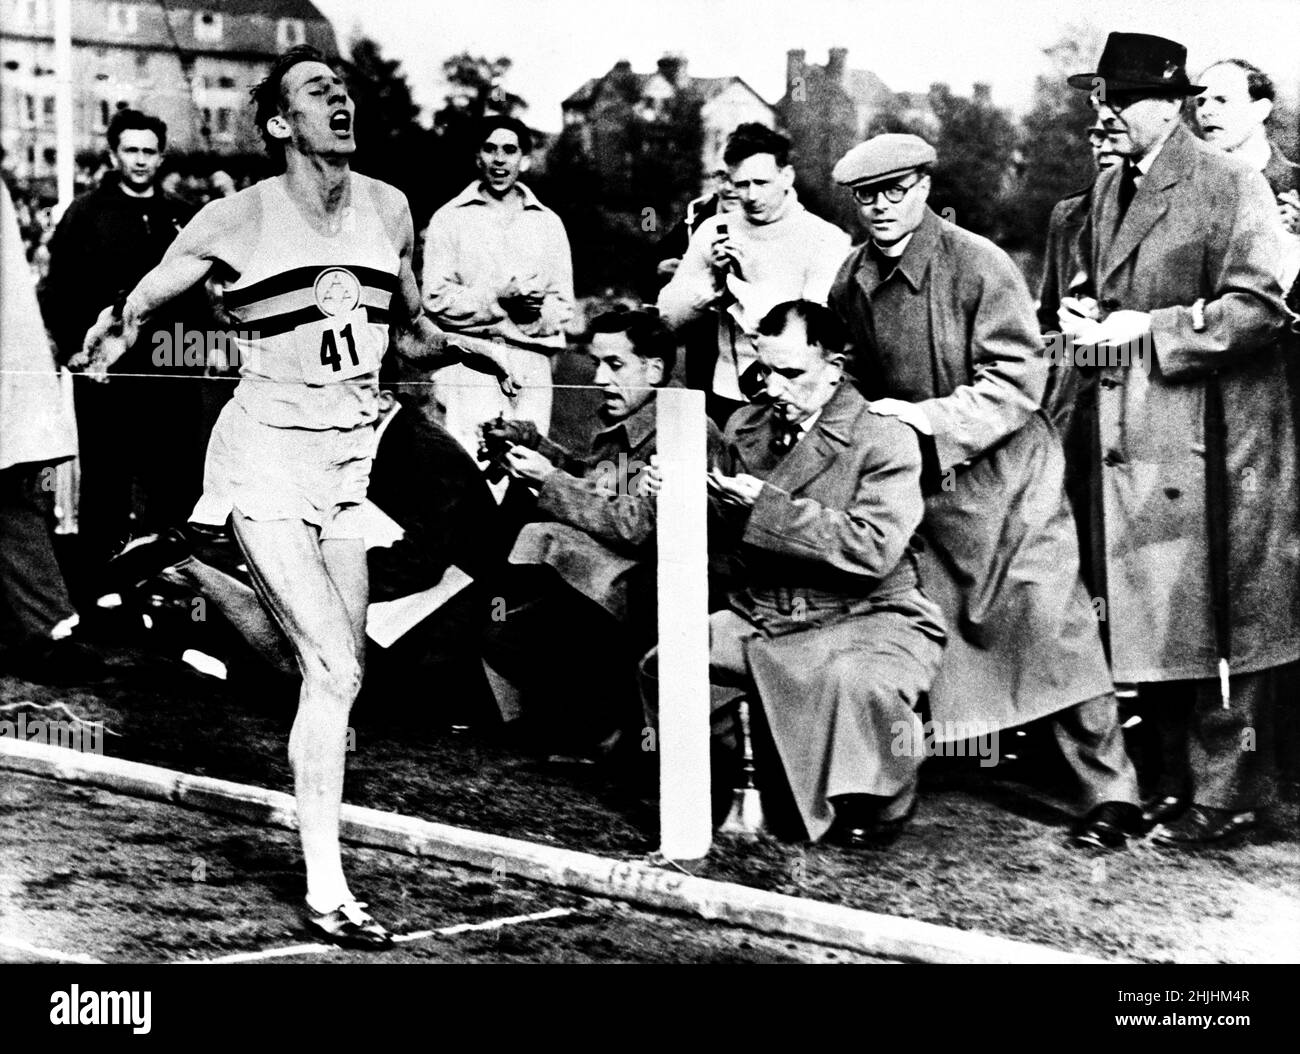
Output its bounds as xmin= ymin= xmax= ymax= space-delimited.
xmin=72 ymin=46 xmax=518 ymax=949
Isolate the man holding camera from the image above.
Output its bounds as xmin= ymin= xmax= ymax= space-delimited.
xmin=658 ymin=123 xmax=849 ymax=427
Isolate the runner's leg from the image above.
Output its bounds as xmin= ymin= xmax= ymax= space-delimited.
xmin=166 ymin=558 xmax=297 ymax=675
xmin=229 ymin=511 xmax=364 ymax=912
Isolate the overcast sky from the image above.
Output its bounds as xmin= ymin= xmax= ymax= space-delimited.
xmin=313 ymin=0 xmax=1300 ymax=131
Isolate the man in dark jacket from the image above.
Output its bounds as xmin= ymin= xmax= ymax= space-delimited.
xmin=481 ymin=309 xmax=720 ymax=756
xmin=704 ymin=300 xmax=945 ymax=848
xmin=1060 ymin=34 xmax=1295 ymax=847
xmin=828 ymin=132 xmax=1143 ymax=851
xmin=39 ymin=109 xmax=206 ymax=602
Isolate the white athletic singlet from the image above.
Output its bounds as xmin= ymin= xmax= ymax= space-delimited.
xmin=219 ymin=173 xmax=400 ymax=431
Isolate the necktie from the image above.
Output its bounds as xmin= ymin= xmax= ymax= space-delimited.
xmin=1117 ymin=162 xmax=1139 ymax=220
xmin=770 ymin=419 xmax=801 ymax=455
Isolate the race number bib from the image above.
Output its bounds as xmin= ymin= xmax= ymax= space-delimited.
xmin=296 ymin=308 xmax=379 ymax=383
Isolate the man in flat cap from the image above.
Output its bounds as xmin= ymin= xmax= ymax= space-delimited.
xmin=827 ymin=132 xmax=1143 ymax=851
xmin=1058 ymin=33 xmax=1296 ymax=847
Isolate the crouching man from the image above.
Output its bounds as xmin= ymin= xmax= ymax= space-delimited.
xmin=701 ymin=300 xmax=946 ymax=848
xmin=481 ymin=309 xmax=721 ymax=759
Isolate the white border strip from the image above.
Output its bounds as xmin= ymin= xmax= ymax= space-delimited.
xmin=0 ymin=737 xmax=1115 ymax=964
xmin=0 ymin=934 xmax=104 ymax=965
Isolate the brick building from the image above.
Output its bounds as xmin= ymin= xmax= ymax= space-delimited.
xmin=561 ymin=54 xmax=776 ymax=183
xmin=1 ymin=0 xmax=337 ymax=186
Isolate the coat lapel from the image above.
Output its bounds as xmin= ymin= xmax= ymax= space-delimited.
xmin=1100 ymin=126 xmax=1190 ymax=286
xmin=764 ymin=384 xmax=863 ymax=496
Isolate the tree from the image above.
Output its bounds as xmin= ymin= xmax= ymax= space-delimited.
xmin=924 ymin=82 xmax=1019 ymax=243
xmin=340 ymin=36 xmax=441 ymax=227
xmin=428 ymin=53 xmax=531 ymax=213
xmin=1004 ymin=26 xmax=1107 ymax=255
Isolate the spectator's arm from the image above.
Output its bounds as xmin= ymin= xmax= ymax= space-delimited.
xmin=912 ymin=253 xmax=1045 ymax=471
xmin=536 ymin=468 xmax=656 ymax=553
xmin=657 ymin=217 xmax=723 ymax=328
xmin=741 ymin=417 xmax=925 ymax=580
xmin=419 ymin=207 xmax=506 ymax=329
xmin=1150 ymin=169 xmax=1288 ymax=380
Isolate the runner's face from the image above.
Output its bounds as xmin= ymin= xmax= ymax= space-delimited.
xmin=112 ymin=129 xmax=162 ymax=192
xmin=477 ymin=129 xmax=525 ymax=197
xmin=279 ymin=61 xmax=355 ymax=157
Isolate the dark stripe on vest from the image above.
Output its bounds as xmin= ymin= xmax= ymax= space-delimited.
xmin=239 ymin=305 xmax=393 ymax=339
xmin=223 ymin=264 xmax=399 ymax=310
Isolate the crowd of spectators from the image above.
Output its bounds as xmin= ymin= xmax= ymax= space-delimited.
xmin=3 ymin=31 xmax=1298 ymax=862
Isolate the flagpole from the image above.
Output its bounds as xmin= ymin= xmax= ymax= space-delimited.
xmin=53 ymin=0 xmax=74 ymax=213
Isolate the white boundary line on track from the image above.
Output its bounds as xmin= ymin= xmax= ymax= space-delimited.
xmin=0 ymin=935 xmax=104 ymax=965
xmin=0 ymin=737 xmax=1119 ymax=964
xmin=185 ymin=908 xmax=577 ymax=964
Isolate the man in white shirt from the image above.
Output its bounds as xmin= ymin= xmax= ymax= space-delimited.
xmin=422 ymin=116 xmax=575 ymax=465
xmin=657 ymin=123 xmax=850 ymax=427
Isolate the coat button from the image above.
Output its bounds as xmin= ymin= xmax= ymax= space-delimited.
xmin=1103 ymin=450 xmax=1124 ymax=467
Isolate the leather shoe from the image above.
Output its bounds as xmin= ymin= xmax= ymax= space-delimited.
xmin=107 ymin=528 xmax=193 ymax=591
xmin=1151 ymin=805 xmax=1257 ymax=849
xmin=1141 ymin=793 xmax=1190 ymax=827
xmin=1071 ymin=801 xmax=1144 ymax=850
xmin=825 ymin=796 xmax=917 ymax=851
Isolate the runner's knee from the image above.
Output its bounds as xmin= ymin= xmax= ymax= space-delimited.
xmin=299 ymin=645 xmax=362 ymax=706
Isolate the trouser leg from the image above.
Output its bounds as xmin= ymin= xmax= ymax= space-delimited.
xmin=1187 ymin=670 xmax=1275 ymax=812
xmin=1053 ymin=691 xmax=1140 ymax=812
xmin=0 ymin=464 xmax=77 ymax=643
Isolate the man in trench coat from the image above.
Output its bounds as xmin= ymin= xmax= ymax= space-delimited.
xmin=1059 ymin=33 xmax=1296 ymax=846
xmin=827 ymin=133 xmax=1143 ymax=850
xmin=704 ymin=300 xmax=946 ymax=848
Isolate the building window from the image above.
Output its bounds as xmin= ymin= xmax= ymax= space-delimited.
xmin=107 ymin=2 xmax=139 ymax=34
xmin=135 ymin=52 xmax=148 ymax=71
xmin=218 ymin=76 xmax=235 ymax=89
xmin=42 ymin=95 xmax=55 ymax=127
xmin=216 ymin=107 xmax=231 ymax=135
xmin=98 ymin=100 xmax=110 ymax=129
xmin=277 ymin=18 xmax=306 ymax=49
xmin=194 ymin=11 xmax=223 ymax=43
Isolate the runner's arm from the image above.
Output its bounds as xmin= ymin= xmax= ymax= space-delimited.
xmin=70 ymin=198 xmax=234 ymax=375
xmin=384 ymin=191 xmax=519 ymax=397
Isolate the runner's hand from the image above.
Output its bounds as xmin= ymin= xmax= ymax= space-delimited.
xmin=71 ymin=303 xmax=136 ymax=382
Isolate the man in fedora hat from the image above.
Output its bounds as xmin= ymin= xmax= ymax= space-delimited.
xmin=827 ymin=132 xmax=1143 ymax=852
xmin=1059 ymin=32 xmax=1296 ymax=848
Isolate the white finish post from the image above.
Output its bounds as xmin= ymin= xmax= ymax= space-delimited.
xmin=655 ymin=386 xmax=711 ymax=860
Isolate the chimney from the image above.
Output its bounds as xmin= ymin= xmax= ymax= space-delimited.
xmin=786 ymin=49 xmax=806 ymax=93
xmin=657 ymin=53 xmax=688 ymax=87
xmin=827 ymin=47 xmax=848 ymax=85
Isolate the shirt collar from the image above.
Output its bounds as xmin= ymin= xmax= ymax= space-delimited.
xmin=593 ymin=389 xmax=659 ymax=451
xmin=450 ymin=179 xmax=545 ymax=210
xmin=882 ymin=207 xmax=941 ymax=292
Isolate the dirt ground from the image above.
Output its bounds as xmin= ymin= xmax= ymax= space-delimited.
xmin=0 ymin=773 xmax=886 ymax=964
xmin=2 ymin=638 xmax=1298 ymax=964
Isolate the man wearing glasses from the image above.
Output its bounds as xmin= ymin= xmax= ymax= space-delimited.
xmin=827 ymin=133 xmax=1143 ymax=852
xmin=1059 ymin=33 xmax=1295 ymax=848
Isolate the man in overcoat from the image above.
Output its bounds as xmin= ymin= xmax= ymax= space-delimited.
xmin=827 ymin=133 xmax=1143 ymax=850
xmin=705 ymin=300 xmax=946 ymax=848
xmin=1059 ymin=33 xmax=1296 ymax=846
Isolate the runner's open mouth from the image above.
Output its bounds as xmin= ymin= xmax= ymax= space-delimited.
xmin=329 ymin=112 xmax=351 ymax=132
